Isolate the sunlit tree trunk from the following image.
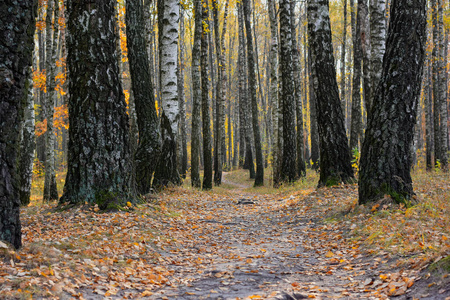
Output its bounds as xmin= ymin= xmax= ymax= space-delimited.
xmin=61 ymin=0 xmax=132 ymax=207
xmin=43 ymin=0 xmax=58 ymax=201
xmin=243 ymin=0 xmax=264 ymax=186
xmin=154 ymin=0 xmax=181 ymax=188
xmin=201 ymin=0 xmax=213 ymax=190
xmin=191 ymin=0 xmax=202 ymax=188
xmin=359 ymin=0 xmax=426 ymax=204
xmin=349 ymin=0 xmax=363 ymax=151
xmin=126 ymin=0 xmax=161 ymax=194
xmin=431 ymin=0 xmax=441 ymax=169
xmin=36 ymin=5 xmax=46 ymax=164
xmin=307 ymin=0 xmax=354 ymax=187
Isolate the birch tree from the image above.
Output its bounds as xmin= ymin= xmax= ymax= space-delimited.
xmin=43 ymin=0 xmax=59 ymax=201
xmin=126 ymin=0 xmax=161 ymax=194
xmin=307 ymin=0 xmax=354 ymax=187
xmin=359 ymin=0 xmax=426 ymax=204
xmin=154 ymin=0 xmax=181 ymax=187
xmin=243 ymin=0 xmax=264 ymax=186
xmin=279 ymin=0 xmax=298 ymax=182
xmin=60 ymin=0 xmax=132 ymax=207
xmin=0 ymin=0 xmax=36 ymax=248
xmin=191 ymin=0 xmax=202 ymax=188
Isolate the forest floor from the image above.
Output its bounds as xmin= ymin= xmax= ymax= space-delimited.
xmin=0 ymin=169 xmax=449 ymax=299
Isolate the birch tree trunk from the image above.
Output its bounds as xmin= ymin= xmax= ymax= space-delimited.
xmin=191 ymin=0 xmax=202 ymax=188
xmin=238 ymin=1 xmax=255 ymax=179
xmin=18 ymin=69 xmax=35 ymax=206
xmin=431 ymin=0 xmax=441 ymax=169
xmin=126 ymin=0 xmax=161 ymax=194
xmin=340 ymin=0 xmax=348 ymax=115
xmin=426 ymin=63 xmax=434 ymax=171
xmin=359 ymin=0 xmax=426 ymax=204
xmin=0 ymin=0 xmax=36 ymax=249
xmin=201 ymin=0 xmax=213 ymax=190
xmin=349 ymin=0 xmax=363 ymax=151
xmin=308 ymin=48 xmax=320 ymax=170
xmin=359 ymin=0 xmax=371 ymax=114
xmin=369 ymin=0 xmax=386 ymax=100
xmin=43 ymin=0 xmax=58 ymax=201
xmin=243 ymin=0 xmax=264 ymax=186
xmin=307 ymin=0 xmax=354 ymax=187
xmin=154 ymin=0 xmax=181 ymax=187
xmin=178 ymin=8 xmax=188 ymax=179
xmin=279 ymin=0 xmax=298 ymax=182
xmin=291 ymin=1 xmax=306 ymax=178
xmin=61 ymin=0 xmax=132 ymax=207
xmin=437 ymin=0 xmax=448 ymax=169
xmin=268 ymin=0 xmax=279 ymax=184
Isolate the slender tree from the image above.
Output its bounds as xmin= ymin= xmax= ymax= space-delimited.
xmin=291 ymin=0 xmax=306 ymax=178
xmin=437 ymin=0 xmax=448 ymax=169
xmin=0 ymin=0 xmax=36 ymax=248
xmin=178 ymin=7 xmax=188 ymax=179
xmin=60 ymin=0 xmax=132 ymax=207
xmin=359 ymin=0 xmax=426 ymax=204
xmin=359 ymin=0 xmax=371 ymax=113
xmin=242 ymin=0 xmax=264 ymax=186
xmin=349 ymin=0 xmax=363 ymax=150
xmin=154 ymin=0 xmax=181 ymax=187
xmin=126 ymin=0 xmax=161 ymax=194
xmin=43 ymin=0 xmax=59 ymax=201
xmin=268 ymin=0 xmax=280 ymax=184
xmin=279 ymin=0 xmax=298 ymax=182
xmin=18 ymin=70 xmax=35 ymax=206
xmin=201 ymin=0 xmax=213 ymax=190
xmin=340 ymin=0 xmax=348 ymax=115
xmin=307 ymin=0 xmax=354 ymax=187
xmin=191 ymin=0 xmax=202 ymax=188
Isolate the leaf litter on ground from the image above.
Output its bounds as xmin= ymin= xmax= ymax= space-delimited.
xmin=0 ymin=169 xmax=449 ymax=299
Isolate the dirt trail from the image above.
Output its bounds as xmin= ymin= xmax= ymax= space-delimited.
xmin=144 ymin=177 xmax=442 ymax=300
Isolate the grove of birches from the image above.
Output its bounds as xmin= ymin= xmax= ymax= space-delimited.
xmin=0 ymin=0 xmax=447 ymax=252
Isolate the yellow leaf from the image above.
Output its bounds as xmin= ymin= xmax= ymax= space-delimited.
xmin=325 ymin=251 xmax=334 ymax=258
xmin=141 ymin=290 xmax=154 ymax=296
xmin=127 ymin=201 xmax=132 ymax=207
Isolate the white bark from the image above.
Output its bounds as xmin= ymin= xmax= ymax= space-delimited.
xmin=159 ymin=0 xmax=179 ymax=136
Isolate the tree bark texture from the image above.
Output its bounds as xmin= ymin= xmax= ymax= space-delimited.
xmin=340 ymin=0 xmax=348 ymax=115
xmin=308 ymin=48 xmax=320 ymax=170
xmin=369 ymin=0 xmax=386 ymax=101
xmin=349 ymin=0 xmax=363 ymax=151
xmin=279 ymin=0 xmax=298 ymax=182
xmin=243 ymin=0 xmax=264 ymax=186
xmin=268 ymin=0 xmax=279 ymax=184
xmin=61 ymin=0 xmax=132 ymax=207
xmin=201 ymin=0 xmax=213 ymax=190
xmin=190 ymin=0 xmax=202 ymax=188
xmin=0 ymin=0 xmax=36 ymax=248
xmin=359 ymin=0 xmax=371 ymax=114
xmin=44 ymin=0 xmax=59 ymax=201
xmin=178 ymin=8 xmax=188 ymax=179
xmin=437 ymin=0 xmax=448 ymax=169
xmin=154 ymin=0 xmax=181 ymax=187
xmin=307 ymin=0 xmax=354 ymax=187
xmin=291 ymin=1 xmax=306 ymax=178
xmin=126 ymin=0 xmax=161 ymax=194
xmin=359 ymin=0 xmax=426 ymax=204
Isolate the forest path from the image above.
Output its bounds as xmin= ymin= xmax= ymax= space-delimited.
xmin=148 ymin=177 xmax=413 ymax=300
